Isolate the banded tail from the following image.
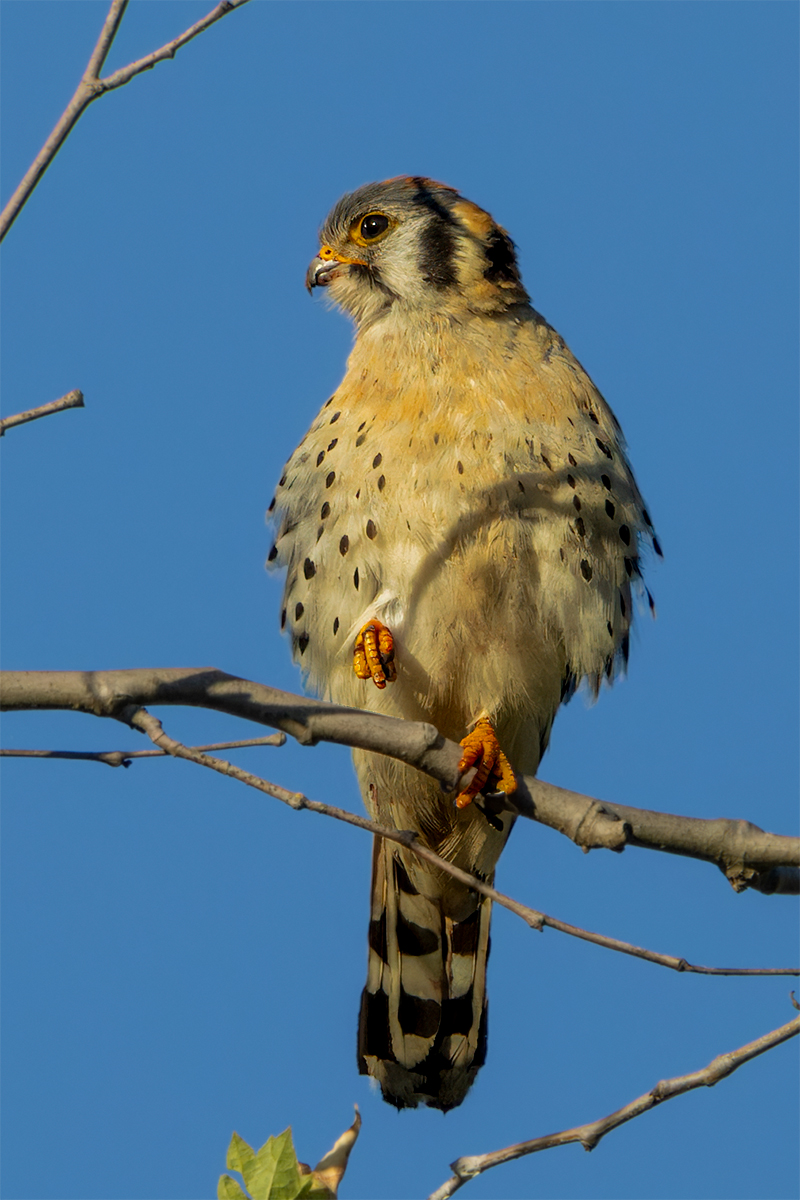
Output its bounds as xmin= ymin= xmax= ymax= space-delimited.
xmin=357 ymin=838 xmax=492 ymax=1111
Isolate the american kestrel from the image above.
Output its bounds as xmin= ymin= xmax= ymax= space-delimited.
xmin=268 ymin=177 xmax=659 ymax=1111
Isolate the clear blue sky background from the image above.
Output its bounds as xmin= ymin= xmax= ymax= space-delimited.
xmin=2 ymin=4 xmax=798 ymax=1199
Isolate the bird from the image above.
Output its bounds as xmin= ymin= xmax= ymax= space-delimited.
xmin=268 ymin=176 xmax=660 ymax=1111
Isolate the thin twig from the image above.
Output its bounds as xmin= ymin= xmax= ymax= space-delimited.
xmin=427 ymin=1013 xmax=800 ymax=1200
xmin=120 ymin=706 xmax=798 ymax=978
xmin=0 ymin=733 xmax=285 ymax=768
xmin=0 ymin=0 xmax=251 ymax=241
xmin=1 ymin=667 xmax=796 ymax=894
xmin=0 ymin=390 xmax=84 ymax=436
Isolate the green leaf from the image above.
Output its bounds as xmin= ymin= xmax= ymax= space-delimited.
xmin=218 ymin=1173 xmax=250 ymax=1200
xmin=227 ymin=1132 xmax=257 ymax=1176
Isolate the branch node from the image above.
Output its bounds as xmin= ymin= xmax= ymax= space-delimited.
xmin=449 ymin=1156 xmax=481 ymax=1180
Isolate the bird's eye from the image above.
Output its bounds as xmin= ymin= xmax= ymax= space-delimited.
xmin=352 ymin=212 xmax=391 ymax=246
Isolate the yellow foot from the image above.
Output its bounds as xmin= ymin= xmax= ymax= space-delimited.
xmin=456 ymin=718 xmax=517 ymax=809
xmin=353 ymin=619 xmax=397 ymax=689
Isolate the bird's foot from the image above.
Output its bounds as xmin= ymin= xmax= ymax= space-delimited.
xmin=456 ymin=718 xmax=517 ymax=809
xmin=354 ymin=619 xmax=397 ymax=689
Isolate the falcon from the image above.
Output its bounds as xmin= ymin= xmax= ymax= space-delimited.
xmin=268 ymin=177 xmax=659 ymax=1110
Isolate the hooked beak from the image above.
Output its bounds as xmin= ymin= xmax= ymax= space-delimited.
xmin=306 ymin=245 xmax=367 ymax=292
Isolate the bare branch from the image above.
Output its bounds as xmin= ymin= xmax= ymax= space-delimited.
xmin=0 ymin=733 xmax=285 ymax=767
xmin=0 ymin=0 xmax=251 ymax=241
xmin=99 ymin=1 xmax=252 ymax=91
xmin=0 ymin=389 xmax=84 ymax=436
xmin=427 ymin=1013 xmax=800 ymax=1200
xmin=116 ymin=706 xmax=797 ymax=977
xmin=2 ymin=667 xmax=797 ymax=894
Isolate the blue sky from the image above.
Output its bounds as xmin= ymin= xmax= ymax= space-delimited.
xmin=1 ymin=3 xmax=798 ymax=1199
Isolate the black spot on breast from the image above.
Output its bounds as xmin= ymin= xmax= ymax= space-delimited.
xmin=316 ymin=451 xmax=325 ymax=467
xmin=607 ymin=621 xmax=613 ymax=636
xmin=573 ymin=495 xmax=582 ymax=511
xmin=589 ymin=411 xmax=600 ymax=425
xmin=575 ymin=516 xmax=586 ymax=537
xmin=267 ymin=496 xmax=275 ymax=513
xmin=357 ymin=421 xmax=366 ymax=432
xmin=620 ymin=593 xmax=627 ymax=618
xmin=372 ymin=453 xmax=382 ymax=468
xmin=601 ymin=474 xmax=612 ymax=490
xmin=624 ymin=556 xmax=634 ymax=576
xmin=366 ymin=520 xmax=377 ymax=539
xmin=653 ymin=536 xmax=664 ymax=558
xmin=605 ymin=499 xmax=616 ymax=518
xmin=353 ymin=567 xmax=359 ymax=589
xmin=567 ymin=474 xmax=576 ymax=488
xmin=580 ymin=559 xmax=593 ymax=581
xmin=457 ymin=460 xmax=464 ymax=474
xmin=377 ymin=475 xmax=386 ymax=491
xmin=568 ymin=453 xmax=577 ymax=467
xmin=433 ymin=433 xmax=439 ymax=445
xmin=647 ymin=588 xmax=656 ymax=614
xmin=320 ymin=502 xmax=330 ymax=519
xmin=324 ymin=396 xmax=334 ymax=408
xmin=596 ymin=438 xmax=613 ymax=459
xmin=355 ymin=489 xmax=360 ymax=499
xmin=298 ymin=633 xmax=309 ymax=655
xmin=397 ymin=912 xmax=439 ymax=957
xmin=541 ymin=454 xmax=552 ymax=470
xmin=280 ymin=607 xmax=287 ymax=630
xmin=326 ymin=471 xmax=335 ymax=488
xmin=304 ymin=558 xmax=316 ymax=579
xmin=398 ymin=989 xmax=440 ymax=1038
xmin=278 ymin=473 xmax=287 ymax=487
xmin=339 ymin=535 xmax=349 ymax=555
xmin=393 ymin=858 xmax=418 ymax=895
xmin=483 ymin=226 xmax=521 ymax=286
xmin=295 ymin=602 xmax=304 ymax=620
xmin=518 ymin=480 xmax=525 ymax=492
xmin=355 ymin=433 xmax=366 ymax=447
xmin=619 ymin=524 xmax=631 ymax=545
xmin=328 ymin=438 xmax=338 ymax=451
xmin=267 ymin=543 xmax=278 ymax=562
xmin=621 ymin=632 xmax=630 ymax=663
xmin=330 ymin=410 xmax=341 ymax=423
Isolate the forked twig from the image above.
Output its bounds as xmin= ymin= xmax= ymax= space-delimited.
xmin=0 ymin=0 xmax=251 ymax=241
xmin=427 ymin=1014 xmax=800 ymax=1199
xmin=0 ymin=733 xmax=285 ymax=767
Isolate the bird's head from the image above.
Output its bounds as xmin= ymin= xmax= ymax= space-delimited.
xmin=306 ymin=176 xmax=530 ymax=329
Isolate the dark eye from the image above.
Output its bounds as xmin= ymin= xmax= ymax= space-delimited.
xmin=359 ymin=213 xmax=389 ymax=242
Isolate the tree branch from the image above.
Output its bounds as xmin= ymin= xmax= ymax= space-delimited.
xmin=0 ymin=0 xmax=251 ymax=241
xmin=0 ymin=732 xmax=285 ymax=767
xmin=2 ymin=667 xmax=797 ymax=894
xmin=106 ymin=705 xmax=797 ymax=977
xmin=0 ymin=389 xmax=84 ymax=436
xmin=427 ymin=1013 xmax=800 ymax=1200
